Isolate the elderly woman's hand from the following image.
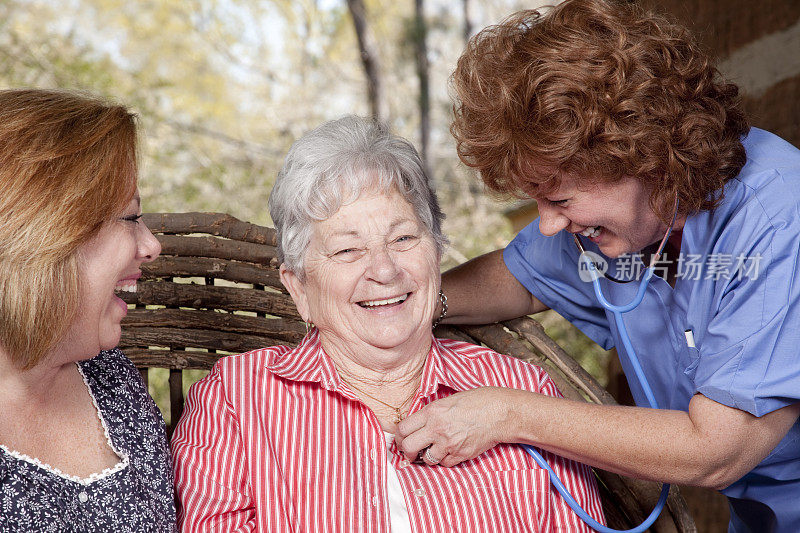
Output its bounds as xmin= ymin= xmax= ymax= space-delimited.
xmin=395 ymin=386 xmax=513 ymax=467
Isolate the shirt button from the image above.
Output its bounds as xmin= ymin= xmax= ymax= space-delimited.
xmin=372 ymin=495 xmax=379 ymax=506
xmin=370 ymin=450 xmax=376 ymax=461
xmin=398 ymin=459 xmax=411 ymax=468
xmin=414 ymin=488 xmax=425 ymax=497
xmin=78 ymin=491 xmax=89 ymax=503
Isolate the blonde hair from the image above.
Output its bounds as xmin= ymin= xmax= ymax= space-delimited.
xmin=0 ymin=89 xmax=138 ymax=369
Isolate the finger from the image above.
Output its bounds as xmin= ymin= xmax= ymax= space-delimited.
xmin=396 ymin=409 xmax=426 ymax=438
xmin=420 ymin=446 xmax=443 ymax=466
xmin=439 ymin=453 xmax=467 ymax=468
xmin=396 ymin=429 xmax=433 ymax=462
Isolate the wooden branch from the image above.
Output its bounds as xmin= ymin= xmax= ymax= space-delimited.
xmin=142 ymin=256 xmax=283 ymax=289
xmin=434 ymin=325 xmax=479 ymax=345
xmin=155 ymin=235 xmax=278 ymax=267
xmin=450 ymin=323 xmax=586 ymax=403
xmin=120 ymin=326 xmax=281 ymax=353
xmin=169 ymin=369 xmax=184 ymax=438
xmin=594 ymin=470 xmax=646 ymax=529
xmin=666 ymin=485 xmax=698 ymax=533
xmin=613 ymin=479 xmax=691 ymax=533
xmin=503 ymin=318 xmax=617 ymax=405
xmin=143 ymin=212 xmax=277 ymax=245
xmin=127 ymin=348 xmax=228 ymax=370
xmin=120 ymin=281 xmax=300 ymax=319
xmin=122 ymin=308 xmax=305 ymax=343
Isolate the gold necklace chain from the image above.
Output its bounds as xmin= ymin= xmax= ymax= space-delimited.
xmin=338 ymin=365 xmax=424 ymax=424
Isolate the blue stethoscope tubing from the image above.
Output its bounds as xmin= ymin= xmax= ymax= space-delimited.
xmin=520 ymin=254 xmax=671 ymax=532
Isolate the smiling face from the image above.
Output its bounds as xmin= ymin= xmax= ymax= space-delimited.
xmin=536 ymin=174 xmax=680 ymax=258
xmin=60 ymin=192 xmax=161 ymax=359
xmin=280 ymin=188 xmax=440 ymax=367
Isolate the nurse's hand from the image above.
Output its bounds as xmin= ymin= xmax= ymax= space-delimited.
xmin=395 ymin=387 xmax=512 ymax=467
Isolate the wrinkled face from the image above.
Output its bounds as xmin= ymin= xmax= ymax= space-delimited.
xmin=535 ymin=175 xmax=672 ymax=258
xmin=281 ymin=188 xmax=440 ymax=360
xmin=65 ymin=192 xmax=161 ymax=358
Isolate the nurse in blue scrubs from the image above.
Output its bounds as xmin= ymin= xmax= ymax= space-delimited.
xmin=394 ymin=1 xmax=800 ymax=531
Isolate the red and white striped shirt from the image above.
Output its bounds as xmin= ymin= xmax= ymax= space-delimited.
xmin=171 ymin=330 xmax=605 ymax=532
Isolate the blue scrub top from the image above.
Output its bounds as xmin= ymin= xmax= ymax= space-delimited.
xmin=504 ymin=128 xmax=800 ymax=533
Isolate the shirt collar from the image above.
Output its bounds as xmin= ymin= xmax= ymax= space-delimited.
xmin=267 ymin=329 xmax=485 ymax=399
xmin=265 ymin=328 xmax=341 ymax=390
xmin=419 ymin=336 xmax=485 ymax=397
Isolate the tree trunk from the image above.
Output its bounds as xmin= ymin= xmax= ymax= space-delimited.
xmin=346 ymin=0 xmax=387 ymax=122
xmin=414 ymin=0 xmax=431 ymax=179
xmin=462 ymin=0 xmax=473 ymax=44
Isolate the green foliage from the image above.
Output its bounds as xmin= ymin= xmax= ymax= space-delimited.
xmin=147 ymin=368 xmax=209 ymax=426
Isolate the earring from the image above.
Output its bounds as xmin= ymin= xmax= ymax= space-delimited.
xmin=432 ymin=290 xmax=448 ymax=329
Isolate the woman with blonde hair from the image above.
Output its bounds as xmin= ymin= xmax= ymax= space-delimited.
xmin=0 ymin=89 xmax=175 ymax=531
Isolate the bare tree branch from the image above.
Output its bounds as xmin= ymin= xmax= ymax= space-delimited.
xmin=414 ymin=0 xmax=431 ymax=179
xmin=345 ymin=0 xmax=387 ymax=122
xmin=463 ymin=0 xmax=473 ymax=44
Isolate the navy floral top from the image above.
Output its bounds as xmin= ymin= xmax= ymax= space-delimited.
xmin=0 ymin=349 xmax=176 ymax=532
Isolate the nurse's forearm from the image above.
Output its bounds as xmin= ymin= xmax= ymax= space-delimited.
xmin=500 ymin=389 xmax=799 ymax=490
xmin=441 ymin=249 xmax=548 ymax=324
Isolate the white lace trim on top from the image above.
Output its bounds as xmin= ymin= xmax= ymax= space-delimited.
xmin=0 ymin=444 xmax=128 ymax=486
xmin=0 ymin=362 xmax=130 ymax=486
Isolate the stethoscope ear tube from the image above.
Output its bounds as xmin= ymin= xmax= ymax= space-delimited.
xmin=522 ymin=257 xmax=670 ymax=531
xmin=582 ymin=257 xmax=659 ymax=409
xmin=525 ymin=208 xmax=680 ymax=531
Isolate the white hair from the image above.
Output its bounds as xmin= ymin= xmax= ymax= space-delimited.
xmin=269 ymin=115 xmax=447 ymax=276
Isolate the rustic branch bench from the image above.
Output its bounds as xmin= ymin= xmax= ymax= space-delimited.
xmin=120 ymin=212 xmax=696 ymax=532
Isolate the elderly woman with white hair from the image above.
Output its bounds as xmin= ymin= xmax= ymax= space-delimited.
xmin=171 ymin=115 xmax=605 ymax=532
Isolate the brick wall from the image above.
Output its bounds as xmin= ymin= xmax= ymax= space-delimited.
xmin=641 ymin=0 xmax=800 ymax=147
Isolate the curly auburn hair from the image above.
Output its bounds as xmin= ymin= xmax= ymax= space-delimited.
xmin=450 ymin=0 xmax=749 ymax=221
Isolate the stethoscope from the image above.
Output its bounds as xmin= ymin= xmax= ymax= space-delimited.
xmin=521 ymin=201 xmax=680 ymax=533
